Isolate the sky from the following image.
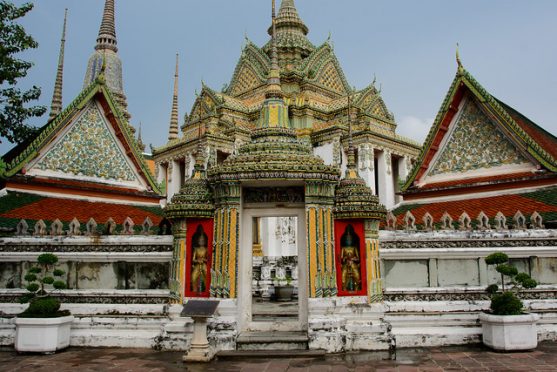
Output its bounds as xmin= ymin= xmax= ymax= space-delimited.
xmin=2 ymin=0 xmax=556 ymax=155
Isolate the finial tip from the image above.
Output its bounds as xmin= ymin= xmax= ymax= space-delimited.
xmin=456 ymin=42 xmax=463 ymax=69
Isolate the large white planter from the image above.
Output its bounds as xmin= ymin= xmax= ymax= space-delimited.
xmin=14 ymin=315 xmax=74 ymax=353
xmin=479 ymin=312 xmax=539 ymax=351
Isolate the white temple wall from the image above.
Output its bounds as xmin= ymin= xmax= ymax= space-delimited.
xmin=313 ymin=142 xmax=335 ymax=166
xmin=380 ymin=230 xmax=557 ymax=289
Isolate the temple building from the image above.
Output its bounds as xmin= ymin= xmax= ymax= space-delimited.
xmin=0 ymin=0 xmax=556 ymax=354
xmin=153 ymin=0 xmax=420 ymax=210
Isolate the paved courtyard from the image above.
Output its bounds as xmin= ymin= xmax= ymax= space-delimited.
xmin=2 ymin=342 xmax=557 ymax=371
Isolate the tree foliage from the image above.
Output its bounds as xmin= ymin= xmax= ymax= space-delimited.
xmin=0 ymin=1 xmax=46 ymax=145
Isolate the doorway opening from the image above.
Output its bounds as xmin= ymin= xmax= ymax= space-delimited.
xmin=252 ymin=216 xmax=299 ymax=323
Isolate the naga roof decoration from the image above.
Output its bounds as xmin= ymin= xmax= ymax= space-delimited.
xmin=1 ymin=72 xmax=160 ymax=195
xmin=402 ymin=63 xmax=557 ymax=193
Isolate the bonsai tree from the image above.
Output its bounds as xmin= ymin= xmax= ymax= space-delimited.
xmin=485 ymin=252 xmax=537 ymax=315
xmin=19 ymin=253 xmax=69 ymax=318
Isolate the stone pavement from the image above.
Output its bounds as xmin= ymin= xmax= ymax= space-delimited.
xmin=1 ymin=342 xmax=557 ymax=371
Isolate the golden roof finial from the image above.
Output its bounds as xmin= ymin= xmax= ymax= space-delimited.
xmin=456 ymin=42 xmax=463 ymax=72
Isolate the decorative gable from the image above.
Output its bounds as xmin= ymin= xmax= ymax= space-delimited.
xmin=28 ymin=100 xmax=143 ymax=187
xmin=427 ymin=97 xmax=528 ymax=178
xmin=317 ymin=62 xmax=345 ymax=94
xmin=229 ymin=65 xmax=262 ymax=96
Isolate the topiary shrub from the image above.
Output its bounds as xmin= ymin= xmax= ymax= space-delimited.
xmin=19 ymin=253 xmax=70 ymax=318
xmin=484 ymin=252 xmax=538 ymax=316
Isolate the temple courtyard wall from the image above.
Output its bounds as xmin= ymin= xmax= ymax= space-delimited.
xmin=0 ymin=230 xmax=556 ymax=352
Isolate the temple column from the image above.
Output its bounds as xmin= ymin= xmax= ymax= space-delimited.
xmin=210 ymin=181 xmax=241 ymax=299
xmin=169 ymin=219 xmax=187 ymax=303
xmin=364 ymin=219 xmax=382 ymax=302
xmin=377 ymin=150 xmax=395 ymax=209
xmin=398 ymin=155 xmax=410 ymax=184
xmin=358 ymin=144 xmax=376 ymax=195
xmin=305 ymin=181 xmax=337 ymax=298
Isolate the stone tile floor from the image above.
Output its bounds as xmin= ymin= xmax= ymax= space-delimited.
xmin=1 ymin=342 xmax=557 ymax=371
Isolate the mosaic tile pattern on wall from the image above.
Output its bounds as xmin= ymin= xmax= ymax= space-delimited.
xmin=35 ymin=101 xmax=137 ymax=182
xmin=429 ymin=97 xmax=527 ymax=176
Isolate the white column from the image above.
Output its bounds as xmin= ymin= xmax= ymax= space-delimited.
xmin=377 ymin=150 xmax=395 ymax=209
xmin=167 ymin=160 xmax=181 ymax=201
xmin=183 ymin=153 xmax=191 ymax=183
xmin=398 ymin=155 xmax=410 ymax=183
xmin=358 ymin=144 xmax=376 ymax=194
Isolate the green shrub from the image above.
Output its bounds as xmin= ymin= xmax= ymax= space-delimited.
xmin=490 ymin=292 xmax=523 ymax=315
xmin=484 ymin=251 xmax=538 ymax=316
xmin=19 ymin=253 xmax=69 ymax=318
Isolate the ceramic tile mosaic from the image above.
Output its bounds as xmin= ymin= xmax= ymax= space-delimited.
xmin=35 ymin=101 xmax=137 ymax=182
xmin=429 ymin=98 xmax=527 ymax=176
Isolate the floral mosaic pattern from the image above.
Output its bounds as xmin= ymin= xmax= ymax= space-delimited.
xmin=35 ymin=101 xmax=136 ymax=182
xmin=429 ymin=98 xmax=527 ymax=176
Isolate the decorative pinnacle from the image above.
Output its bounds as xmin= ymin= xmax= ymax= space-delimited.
xmin=456 ymin=43 xmax=463 ymax=72
xmin=346 ymin=88 xmax=356 ymax=171
xmin=266 ymin=0 xmax=283 ymax=98
xmin=95 ymin=0 xmax=117 ymax=52
xmin=168 ymin=53 xmax=180 ymax=141
xmin=49 ymin=8 xmax=67 ymax=121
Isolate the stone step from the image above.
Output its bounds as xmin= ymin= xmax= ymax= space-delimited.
xmin=236 ymin=331 xmax=309 ymax=351
xmin=217 ymin=349 xmax=325 ymax=359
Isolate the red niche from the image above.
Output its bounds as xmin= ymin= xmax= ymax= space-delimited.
xmin=185 ymin=218 xmax=214 ymax=298
xmin=334 ymin=220 xmax=367 ymax=296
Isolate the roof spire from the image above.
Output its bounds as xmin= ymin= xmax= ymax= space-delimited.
xmin=346 ymin=88 xmax=356 ymax=171
xmin=84 ymin=0 xmax=131 ymax=122
xmin=168 ymin=53 xmax=180 ymax=141
xmin=48 ymin=8 xmax=67 ymax=121
xmin=265 ymin=0 xmax=282 ymax=98
xmin=265 ymin=0 xmax=314 ymax=60
xmin=95 ymin=0 xmax=117 ymax=52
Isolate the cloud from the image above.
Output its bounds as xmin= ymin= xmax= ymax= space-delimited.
xmin=396 ymin=116 xmax=434 ymax=144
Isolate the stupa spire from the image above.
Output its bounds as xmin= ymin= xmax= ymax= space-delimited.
xmin=84 ymin=0 xmax=131 ymax=123
xmin=346 ymin=90 xmax=356 ymax=171
xmin=265 ymin=0 xmax=282 ymax=98
xmin=95 ymin=0 xmax=117 ymax=52
xmin=48 ymin=9 xmax=67 ymax=121
xmin=168 ymin=54 xmax=180 ymax=141
xmin=265 ymin=0 xmax=314 ymax=60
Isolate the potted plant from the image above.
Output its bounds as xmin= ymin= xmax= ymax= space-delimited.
xmin=479 ymin=252 xmax=539 ymax=351
xmin=273 ymin=275 xmax=294 ymax=302
xmin=14 ymin=253 xmax=73 ymax=353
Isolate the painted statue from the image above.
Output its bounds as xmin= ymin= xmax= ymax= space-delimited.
xmin=191 ymin=225 xmax=208 ymax=293
xmin=340 ymin=224 xmax=361 ymax=291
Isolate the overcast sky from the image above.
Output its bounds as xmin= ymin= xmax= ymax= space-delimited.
xmin=3 ymin=0 xmax=556 ymax=155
